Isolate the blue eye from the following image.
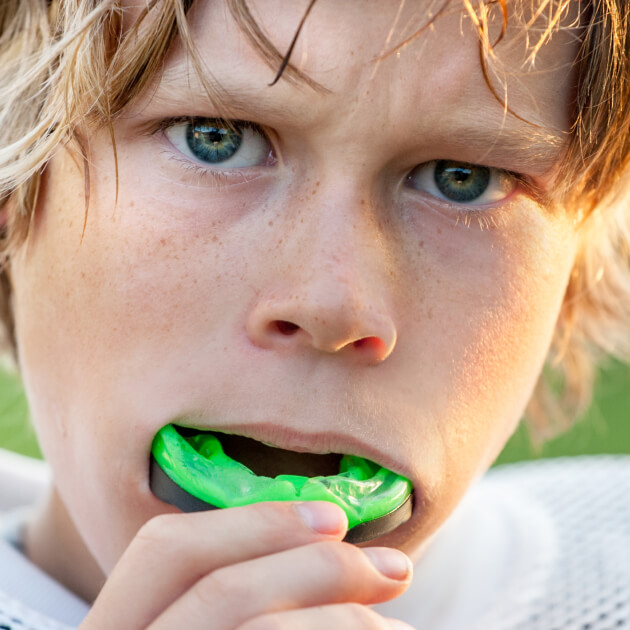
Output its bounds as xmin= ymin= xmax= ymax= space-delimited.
xmin=164 ymin=119 xmax=272 ymax=168
xmin=187 ymin=123 xmax=243 ymax=163
xmin=407 ymin=160 xmax=516 ymax=205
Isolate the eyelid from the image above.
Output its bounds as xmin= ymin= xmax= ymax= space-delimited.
xmin=148 ymin=116 xmax=272 ymax=145
xmin=148 ymin=116 xmax=247 ymax=134
xmin=156 ymin=116 xmax=276 ymax=172
xmin=406 ymin=160 xmax=534 ymax=208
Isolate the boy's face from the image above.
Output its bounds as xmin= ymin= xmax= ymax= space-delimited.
xmin=11 ymin=0 xmax=579 ymax=571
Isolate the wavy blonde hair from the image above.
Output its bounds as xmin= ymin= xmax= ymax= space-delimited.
xmin=0 ymin=0 xmax=629 ymax=442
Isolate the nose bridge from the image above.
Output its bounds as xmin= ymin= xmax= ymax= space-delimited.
xmin=292 ymin=176 xmax=392 ymax=315
xmin=297 ymin=186 xmax=381 ymax=298
xmin=246 ymin=179 xmax=398 ymax=362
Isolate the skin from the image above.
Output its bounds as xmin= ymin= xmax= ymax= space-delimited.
xmin=9 ymin=0 xmax=580 ymax=626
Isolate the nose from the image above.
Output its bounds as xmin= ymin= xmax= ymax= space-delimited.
xmin=245 ymin=197 xmax=397 ymax=365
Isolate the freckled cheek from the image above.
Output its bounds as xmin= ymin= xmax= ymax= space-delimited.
xmin=394 ymin=209 xmax=576 ymax=478
xmin=452 ymin=242 xmax=574 ymax=455
xmin=12 ymin=179 xmax=250 ymax=422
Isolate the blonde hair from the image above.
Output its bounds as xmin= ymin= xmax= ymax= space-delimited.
xmin=0 ymin=0 xmax=629 ymax=442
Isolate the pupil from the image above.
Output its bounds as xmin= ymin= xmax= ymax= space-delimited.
xmin=434 ymin=160 xmax=490 ymax=202
xmin=206 ymin=130 xmax=224 ymax=144
xmin=186 ymin=121 xmax=243 ymax=164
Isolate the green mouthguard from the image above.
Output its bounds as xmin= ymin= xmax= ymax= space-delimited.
xmin=150 ymin=424 xmax=412 ymax=538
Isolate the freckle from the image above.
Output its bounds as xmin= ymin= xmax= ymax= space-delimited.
xmin=437 ymin=227 xmax=442 ymax=235
xmin=268 ymin=220 xmax=273 ymax=226
xmin=360 ymin=199 xmax=365 ymax=205
xmin=160 ymin=238 xmax=166 ymax=246
xmin=212 ymin=235 xmax=218 ymax=242
xmin=419 ymin=240 xmax=424 ymax=248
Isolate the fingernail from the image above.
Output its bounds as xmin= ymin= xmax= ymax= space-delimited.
xmin=363 ymin=547 xmax=413 ymax=581
xmin=294 ymin=502 xmax=347 ymax=535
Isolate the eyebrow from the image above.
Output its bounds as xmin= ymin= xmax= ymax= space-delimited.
xmin=149 ymin=68 xmax=311 ymax=126
xmin=439 ymin=120 xmax=568 ymax=175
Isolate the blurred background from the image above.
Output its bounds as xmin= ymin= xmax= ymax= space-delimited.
xmin=0 ymin=360 xmax=629 ymax=465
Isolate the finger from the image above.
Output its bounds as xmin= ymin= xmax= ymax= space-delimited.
xmin=149 ymin=542 xmax=413 ymax=630
xmin=236 ymin=604 xmax=416 ymax=630
xmin=84 ymin=501 xmax=347 ymax=630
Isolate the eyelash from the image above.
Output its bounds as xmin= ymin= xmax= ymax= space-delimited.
xmin=418 ymin=170 xmax=532 ymax=230
xmin=149 ymin=117 xmax=271 ymax=185
xmin=400 ymin=162 xmax=540 ymax=235
xmin=160 ymin=150 xmax=231 ymax=186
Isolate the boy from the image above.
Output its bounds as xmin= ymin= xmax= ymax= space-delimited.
xmin=0 ymin=0 xmax=629 ymax=628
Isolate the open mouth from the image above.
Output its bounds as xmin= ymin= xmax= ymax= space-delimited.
xmin=179 ymin=425 xmax=344 ymax=478
xmin=150 ymin=424 xmax=413 ymax=543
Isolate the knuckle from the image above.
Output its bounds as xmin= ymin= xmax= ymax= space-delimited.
xmin=251 ymin=501 xmax=311 ymax=537
xmin=134 ymin=513 xmax=181 ymax=548
xmin=315 ymin=540 xmax=361 ymax=577
xmin=236 ymin=605 xmax=387 ymax=630
xmin=249 ymin=501 xmax=295 ymax=529
xmin=344 ymin=603 xmax=385 ymax=627
xmin=236 ymin=613 xmax=287 ymax=630
xmin=194 ymin=565 xmax=249 ymax=607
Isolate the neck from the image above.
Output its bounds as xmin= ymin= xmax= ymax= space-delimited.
xmin=23 ymin=486 xmax=105 ymax=603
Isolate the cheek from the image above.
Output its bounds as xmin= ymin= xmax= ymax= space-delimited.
xmin=398 ymin=203 xmax=577 ymax=502
xmin=12 ymin=157 xmax=234 ymax=432
xmin=371 ymin=202 xmax=576 ymax=536
xmin=9 ymin=152 xmax=240 ymax=567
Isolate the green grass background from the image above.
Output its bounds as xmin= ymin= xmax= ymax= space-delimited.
xmin=0 ymin=360 xmax=629 ymax=463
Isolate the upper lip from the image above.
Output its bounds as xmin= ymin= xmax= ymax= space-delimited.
xmin=175 ymin=421 xmax=410 ymax=479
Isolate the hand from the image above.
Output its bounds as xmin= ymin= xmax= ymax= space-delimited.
xmin=81 ymin=501 xmax=415 ymax=629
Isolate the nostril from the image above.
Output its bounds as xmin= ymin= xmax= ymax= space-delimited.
xmin=275 ymin=320 xmax=300 ymax=336
xmin=353 ymin=336 xmax=387 ymax=353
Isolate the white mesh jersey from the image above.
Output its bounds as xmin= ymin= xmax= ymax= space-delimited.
xmin=471 ymin=456 xmax=630 ymax=630
xmin=376 ymin=455 xmax=630 ymax=630
xmin=0 ymin=449 xmax=89 ymax=629
xmin=1 ymin=449 xmax=630 ymax=629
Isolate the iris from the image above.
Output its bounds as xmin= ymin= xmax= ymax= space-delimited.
xmin=434 ymin=161 xmax=491 ymax=203
xmin=185 ymin=122 xmax=243 ymax=164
